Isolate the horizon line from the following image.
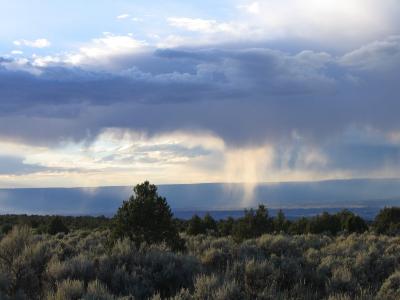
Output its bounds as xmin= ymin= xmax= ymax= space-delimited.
xmin=2 ymin=177 xmax=400 ymax=190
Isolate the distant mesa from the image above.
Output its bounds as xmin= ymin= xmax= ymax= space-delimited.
xmin=1 ymin=179 xmax=400 ymax=219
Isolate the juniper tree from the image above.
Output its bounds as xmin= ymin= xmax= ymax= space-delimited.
xmin=112 ymin=181 xmax=184 ymax=250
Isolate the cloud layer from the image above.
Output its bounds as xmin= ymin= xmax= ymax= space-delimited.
xmin=1 ymin=0 xmax=400 ymax=187
xmin=1 ymin=35 xmax=400 ymax=145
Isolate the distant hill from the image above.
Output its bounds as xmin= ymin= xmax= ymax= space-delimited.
xmin=1 ymin=179 xmax=400 ymax=216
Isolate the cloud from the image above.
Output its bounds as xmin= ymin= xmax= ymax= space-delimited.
xmin=340 ymin=35 xmax=400 ymax=70
xmin=1 ymin=2 xmax=399 ymax=188
xmin=116 ymin=14 xmax=130 ymax=20
xmin=0 ymin=131 xmax=226 ymax=187
xmin=161 ymin=1 xmax=400 ymax=50
xmin=167 ymin=17 xmax=235 ymax=34
xmin=235 ymin=0 xmax=400 ymax=49
xmin=64 ymin=33 xmax=148 ymax=67
xmin=238 ymin=2 xmax=260 ymax=14
xmin=11 ymin=50 xmax=23 ymax=55
xmin=1 ymin=26 xmax=400 ymax=187
xmin=0 ymin=35 xmax=399 ymax=149
xmin=13 ymin=38 xmax=51 ymax=48
xmin=3 ymin=125 xmax=400 ymax=189
xmin=0 ymin=155 xmax=47 ymax=175
xmin=18 ymin=34 xmax=149 ymax=69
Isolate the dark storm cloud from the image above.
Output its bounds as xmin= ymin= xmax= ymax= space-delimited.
xmin=271 ymin=131 xmax=400 ymax=173
xmin=1 ymin=35 xmax=400 ymax=152
xmin=328 ymin=144 xmax=400 ymax=171
xmin=0 ymin=57 xmax=12 ymax=63
xmin=340 ymin=35 xmax=400 ymax=70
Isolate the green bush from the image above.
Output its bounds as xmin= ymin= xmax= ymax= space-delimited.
xmin=232 ymin=204 xmax=273 ymax=241
xmin=47 ymin=217 xmax=69 ymax=235
xmin=187 ymin=213 xmax=218 ymax=236
xmin=377 ymin=271 xmax=400 ymax=300
xmin=1 ymin=224 xmax=12 ymax=235
xmin=47 ymin=279 xmax=84 ymax=300
xmin=84 ymin=280 xmax=114 ymax=300
xmin=112 ymin=181 xmax=184 ymax=251
xmin=373 ymin=207 xmax=400 ymax=235
xmin=187 ymin=215 xmax=206 ymax=235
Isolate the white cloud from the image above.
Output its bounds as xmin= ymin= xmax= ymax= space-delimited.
xmin=2 ymin=126 xmax=400 ymax=188
xmin=167 ymin=0 xmax=399 ymax=50
xmin=167 ymin=17 xmax=234 ymax=34
xmin=32 ymin=54 xmax=61 ymax=67
xmin=0 ymin=131 xmax=335 ymax=188
xmin=116 ymin=14 xmax=130 ymax=20
xmin=156 ymin=34 xmax=187 ymax=48
xmin=0 ymin=129 xmax=226 ymax=187
xmin=11 ymin=50 xmax=23 ymax=55
xmin=13 ymin=38 xmax=51 ymax=48
xmin=239 ymin=2 xmax=260 ymax=14
xmin=4 ymin=33 xmax=150 ymax=70
xmin=64 ymin=33 xmax=148 ymax=67
xmin=234 ymin=0 xmax=400 ymax=49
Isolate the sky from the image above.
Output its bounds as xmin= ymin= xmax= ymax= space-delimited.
xmin=1 ymin=0 xmax=400 ymax=188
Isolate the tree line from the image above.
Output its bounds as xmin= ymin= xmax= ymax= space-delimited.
xmin=181 ymin=205 xmax=370 ymax=241
xmin=1 ymin=181 xmax=400 ymax=246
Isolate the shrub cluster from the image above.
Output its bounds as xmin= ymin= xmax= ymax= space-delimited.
xmin=0 ymin=227 xmax=199 ymax=299
xmin=0 ymin=214 xmax=109 ymax=235
xmin=1 ymin=227 xmax=400 ymax=299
